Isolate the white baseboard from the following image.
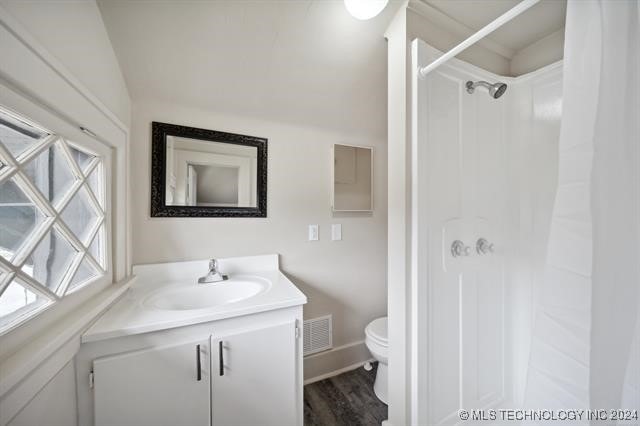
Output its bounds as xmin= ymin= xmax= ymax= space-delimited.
xmin=303 ymin=340 xmax=373 ymax=384
xmin=304 ymin=359 xmax=374 ymax=385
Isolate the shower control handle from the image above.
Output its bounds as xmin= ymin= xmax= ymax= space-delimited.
xmin=451 ymin=240 xmax=471 ymax=257
xmin=476 ymin=238 xmax=494 ymax=255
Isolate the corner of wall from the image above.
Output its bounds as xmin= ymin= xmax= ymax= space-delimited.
xmin=510 ymin=28 xmax=565 ymax=77
xmin=385 ymin=6 xmax=410 ymax=426
xmin=303 ymin=341 xmax=372 ymax=384
xmin=406 ymin=5 xmax=511 ymax=76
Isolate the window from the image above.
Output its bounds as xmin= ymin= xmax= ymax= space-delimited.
xmin=0 ymin=106 xmax=107 ymax=333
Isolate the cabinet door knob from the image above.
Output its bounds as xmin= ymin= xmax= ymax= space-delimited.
xmin=219 ymin=341 xmax=225 ymax=376
xmin=196 ymin=344 xmax=202 ymax=381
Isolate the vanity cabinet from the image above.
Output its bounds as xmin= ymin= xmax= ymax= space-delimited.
xmin=76 ymin=255 xmax=306 ymax=426
xmin=78 ymin=308 xmax=303 ymax=426
xmin=93 ymin=339 xmax=211 ymax=426
xmin=211 ymin=321 xmax=297 ymax=426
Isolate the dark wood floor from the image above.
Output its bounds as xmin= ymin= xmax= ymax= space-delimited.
xmin=304 ymin=363 xmax=387 ymax=426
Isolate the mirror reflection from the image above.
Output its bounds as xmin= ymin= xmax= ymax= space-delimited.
xmin=332 ymin=144 xmax=373 ymax=212
xmin=164 ymin=137 xmax=257 ymax=208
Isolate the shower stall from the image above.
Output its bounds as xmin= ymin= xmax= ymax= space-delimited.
xmin=407 ymin=1 xmax=639 ymax=425
xmin=412 ymin=38 xmax=563 ymax=425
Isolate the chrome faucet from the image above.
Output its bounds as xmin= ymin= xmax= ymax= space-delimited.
xmin=198 ymin=259 xmax=228 ymax=284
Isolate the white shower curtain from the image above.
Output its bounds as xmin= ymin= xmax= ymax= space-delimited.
xmin=588 ymin=0 xmax=639 ymax=416
xmin=524 ymin=0 xmax=639 ymax=421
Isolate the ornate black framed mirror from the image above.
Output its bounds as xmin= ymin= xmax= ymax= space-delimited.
xmin=150 ymin=121 xmax=267 ymax=217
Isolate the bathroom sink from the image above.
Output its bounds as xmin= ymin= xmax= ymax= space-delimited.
xmin=144 ymin=276 xmax=270 ymax=311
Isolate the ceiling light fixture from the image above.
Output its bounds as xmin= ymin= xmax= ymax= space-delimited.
xmin=344 ymin=0 xmax=389 ymax=20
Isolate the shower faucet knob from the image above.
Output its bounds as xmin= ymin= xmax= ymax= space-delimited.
xmin=476 ymin=238 xmax=494 ymax=255
xmin=451 ymin=240 xmax=471 ymax=257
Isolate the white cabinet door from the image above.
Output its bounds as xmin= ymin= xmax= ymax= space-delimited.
xmin=93 ymin=339 xmax=210 ymax=426
xmin=211 ymin=321 xmax=298 ymax=426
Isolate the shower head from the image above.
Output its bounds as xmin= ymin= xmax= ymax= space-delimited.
xmin=465 ymin=80 xmax=508 ymax=99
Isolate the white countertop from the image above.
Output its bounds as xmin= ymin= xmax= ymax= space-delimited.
xmin=82 ymin=255 xmax=307 ymax=343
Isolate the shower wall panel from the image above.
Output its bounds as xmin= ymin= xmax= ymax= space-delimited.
xmin=507 ymin=66 xmax=563 ymax=406
xmin=412 ymin=39 xmax=562 ymax=425
xmin=413 ymin=41 xmax=508 ymax=426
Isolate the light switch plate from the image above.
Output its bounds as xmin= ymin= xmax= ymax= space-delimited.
xmin=308 ymin=224 xmax=319 ymax=241
xmin=331 ymin=224 xmax=342 ymax=241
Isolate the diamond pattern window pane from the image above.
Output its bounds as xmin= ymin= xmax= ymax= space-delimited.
xmin=23 ymin=143 xmax=77 ymax=208
xmin=61 ymin=186 xmax=100 ymax=244
xmin=23 ymin=227 xmax=78 ymax=292
xmin=68 ymin=257 xmax=99 ymax=292
xmin=89 ymin=225 xmax=105 ymax=269
xmin=0 ymin=178 xmax=46 ymax=262
xmin=0 ymin=107 xmax=107 ymax=332
xmin=87 ymin=164 xmax=103 ymax=208
xmin=0 ymin=279 xmax=50 ymax=329
xmin=0 ymin=109 xmax=48 ymax=160
xmin=68 ymin=144 xmax=95 ymax=174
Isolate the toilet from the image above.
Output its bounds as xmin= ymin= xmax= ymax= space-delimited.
xmin=365 ymin=316 xmax=388 ymax=404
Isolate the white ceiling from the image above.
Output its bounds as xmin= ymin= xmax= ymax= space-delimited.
xmin=98 ymin=0 xmax=402 ymax=139
xmin=424 ymin=0 xmax=567 ymax=53
xmin=98 ymin=0 xmax=565 ymax=137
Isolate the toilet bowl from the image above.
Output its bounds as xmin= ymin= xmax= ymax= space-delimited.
xmin=365 ymin=316 xmax=388 ymax=404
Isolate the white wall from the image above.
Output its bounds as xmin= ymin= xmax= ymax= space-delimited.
xmin=384 ymin=7 xmax=410 ymax=426
xmin=8 ymin=361 xmax=77 ymax=426
xmin=510 ymin=29 xmax=565 ymax=77
xmin=405 ymin=0 xmax=564 ymax=79
xmin=131 ymin=100 xmax=388 ymax=378
xmin=1 ymin=0 xmax=130 ymax=127
xmin=0 ymin=2 xmax=131 ymax=425
xmin=407 ymin=8 xmax=511 ymax=76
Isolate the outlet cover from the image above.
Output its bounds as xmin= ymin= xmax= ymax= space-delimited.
xmin=308 ymin=224 xmax=319 ymax=241
xmin=331 ymin=224 xmax=342 ymax=241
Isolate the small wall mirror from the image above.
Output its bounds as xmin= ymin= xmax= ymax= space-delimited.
xmin=151 ymin=122 xmax=267 ymax=217
xmin=331 ymin=144 xmax=373 ymax=212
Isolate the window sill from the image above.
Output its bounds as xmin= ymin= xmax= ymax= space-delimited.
xmin=0 ymin=276 xmax=134 ymax=398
